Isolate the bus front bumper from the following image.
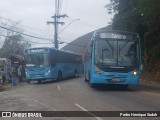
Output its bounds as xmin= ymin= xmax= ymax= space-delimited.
xmin=26 ymin=74 xmax=57 ymax=80
xmin=90 ymin=72 xmax=140 ymax=85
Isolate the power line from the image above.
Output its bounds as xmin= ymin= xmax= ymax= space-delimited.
xmin=58 ymin=37 xmax=86 ymax=48
xmin=68 ymin=17 xmax=101 ymax=29
xmin=59 ymin=0 xmax=63 ymax=14
xmin=0 ymin=19 xmax=88 ymax=48
xmin=0 ymin=33 xmax=52 ymax=44
xmin=0 ymin=29 xmax=86 ymax=48
xmin=21 ymin=26 xmax=50 ymax=37
xmin=64 ymin=0 xmax=69 ymax=14
xmin=1 ymin=17 xmax=52 ymax=38
xmin=59 ymin=19 xmax=80 ymax=34
xmin=0 ymin=25 xmax=53 ymax=42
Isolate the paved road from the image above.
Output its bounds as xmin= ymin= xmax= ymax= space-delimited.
xmin=0 ymin=77 xmax=160 ymax=120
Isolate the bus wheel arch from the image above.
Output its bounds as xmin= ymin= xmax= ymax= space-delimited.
xmin=89 ymin=83 xmax=96 ymax=88
xmin=88 ymin=72 xmax=95 ymax=88
xmin=27 ymin=80 xmax=30 ymax=84
xmin=84 ymin=70 xmax=89 ymax=82
xmin=84 ymin=77 xmax=88 ymax=82
xmin=121 ymin=84 xmax=128 ymax=89
xmin=57 ymin=71 xmax=63 ymax=81
xmin=74 ymin=69 xmax=78 ymax=78
xmin=38 ymin=80 xmax=41 ymax=84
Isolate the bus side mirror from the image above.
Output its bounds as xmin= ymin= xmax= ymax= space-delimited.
xmin=140 ymin=64 xmax=143 ymax=70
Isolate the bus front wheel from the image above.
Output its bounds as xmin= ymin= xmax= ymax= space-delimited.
xmin=57 ymin=72 xmax=63 ymax=81
xmin=121 ymin=85 xmax=128 ymax=89
xmin=74 ymin=70 xmax=78 ymax=78
xmin=38 ymin=80 xmax=41 ymax=84
xmin=89 ymin=76 xmax=96 ymax=88
xmin=89 ymin=82 xmax=96 ymax=88
xmin=84 ymin=78 xmax=88 ymax=82
xmin=27 ymin=80 xmax=30 ymax=84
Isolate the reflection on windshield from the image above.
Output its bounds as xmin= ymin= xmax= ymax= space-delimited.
xmin=25 ymin=54 xmax=49 ymax=67
xmin=95 ymin=39 xmax=139 ymax=67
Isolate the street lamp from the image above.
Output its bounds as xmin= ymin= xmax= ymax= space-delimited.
xmin=58 ymin=19 xmax=80 ymax=34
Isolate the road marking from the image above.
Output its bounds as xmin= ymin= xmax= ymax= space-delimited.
xmin=75 ymin=103 xmax=103 ymax=120
xmin=58 ymin=84 xmax=61 ymax=91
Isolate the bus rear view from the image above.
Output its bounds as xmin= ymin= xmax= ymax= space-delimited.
xmin=84 ymin=30 xmax=142 ymax=88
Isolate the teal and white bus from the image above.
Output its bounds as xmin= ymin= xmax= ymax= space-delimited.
xmin=84 ymin=30 xmax=142 ymax=88
xmin=25 ymin=47 xmax=82 ymax=83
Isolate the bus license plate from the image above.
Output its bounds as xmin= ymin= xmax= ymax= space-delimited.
xmin=112 ymin=78 xmax=120 ymax=82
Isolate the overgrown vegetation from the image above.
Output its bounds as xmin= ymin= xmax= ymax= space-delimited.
xmin=107 ymin=0 xmax=160 ymax=83
xmin=0 ymin=18 xmax=31 ymax=58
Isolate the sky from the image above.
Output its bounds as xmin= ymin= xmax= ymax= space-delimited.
xmin=0 ymin=0 xmax=113 ymax=48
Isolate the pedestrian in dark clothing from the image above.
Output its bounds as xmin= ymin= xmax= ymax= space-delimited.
xmin=11 ymin=66 xmax=17 ymax=86
xmin=18 ymin=65 xmax=23 ymax=83
xmin=1 ymin=68 xmax=6 ymax=85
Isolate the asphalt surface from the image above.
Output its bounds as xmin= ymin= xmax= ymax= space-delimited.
xmin=0 ymin=76 xmax=159 ymax=120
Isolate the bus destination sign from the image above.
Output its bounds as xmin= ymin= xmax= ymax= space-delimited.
xmin=99 ymin=32 xmax=134 ymax=40
xmin=26 ymin=48 xmax=48 ymax=53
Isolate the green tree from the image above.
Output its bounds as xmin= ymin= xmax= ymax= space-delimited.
xmin=1 ymin=34 xmax=30 ymax=58
xmin=138 ymin=0 xmax=160 ymax=61
xmin=106 ymin=0 xmax=160 ymax=70
xmin=0 ymin=17 xmax=31 ymax=58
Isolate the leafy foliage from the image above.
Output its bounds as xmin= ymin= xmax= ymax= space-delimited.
xmin=0 ymin=18 xmax=31 ymax=58
xmin=1 ymin=34 xmax=30 ymax=58
xmin=107 ymin=0 xmax=160 ymax=70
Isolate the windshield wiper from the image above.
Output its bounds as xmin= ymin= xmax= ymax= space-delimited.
xmin=95 ymin=63 xmax=106 ymax=66
xmin=110 ymin=66 xmax=124 ymax=68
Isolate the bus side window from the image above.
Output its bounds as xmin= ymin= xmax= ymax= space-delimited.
xmin=88 ymin=39 xmax=94 ymax=58
xmin=85 ymin=50 xmax=89 ymax=61
xmin=88 ymin=46 xmax=92 ymax=58
xmin=50 ymin=50 xmax=57 ymax=66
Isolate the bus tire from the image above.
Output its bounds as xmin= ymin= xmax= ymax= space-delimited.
xmin=89 ymin=82 xmax=96 ymax=88
xmin=122 ymin=85 xmax=128 ymax=89
xmin=88 ymin=74 xmax=96 ymax=88
xmin=84 ymin=77 xmax=88 ymax=82
xmin=58 ymin=72 xmax=63 ymax=81
xmin=74 ymin=70 xmax=78 ymax=78
xmin=38 ymin=80 xmax=41 ymax=84
xmin=84 ymin=71 xmax=88 ymax=82
xmin=27 ymin=80 xmax=30 ymax=84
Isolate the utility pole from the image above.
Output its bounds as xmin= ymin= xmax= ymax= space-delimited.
xmin=47 ymin=0 xmax=68 ymax=49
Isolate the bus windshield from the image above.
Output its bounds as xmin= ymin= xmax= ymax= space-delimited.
xmin=95 ymin=38 xmax=139 ymax=68
xmin=25 ymin=54 xmax=49 ymax=67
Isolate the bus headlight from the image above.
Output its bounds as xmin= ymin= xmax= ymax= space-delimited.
xmin=25 ymin=72 xmax=29 ymax=77
xmin=133 ymin=71 xmax=137 ymax=76
xmin=94 ymin=65 xmax=101 ymax=74
xmin=45 ymin=69 xmax=51 ymax=76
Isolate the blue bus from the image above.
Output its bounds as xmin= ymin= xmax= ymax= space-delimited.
xmin=24 ymin=47 xmax=82 ymax=83
xmin=84 ymin=30 xmax=142 ymax=88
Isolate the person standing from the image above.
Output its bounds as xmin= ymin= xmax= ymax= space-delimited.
xmin=18 ymin=65 xmax=23 ymax=83
xmin=1 ymin=68 xmax=6 ymax=85
xmin=11 ymin=65 xmax=17 ymax=86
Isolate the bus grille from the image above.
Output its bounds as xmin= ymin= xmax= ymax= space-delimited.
xmin=105 ymin=74 xmax=127 ymax=82
xmin=30 ymin=74 xmax=44 ymax=78
xmin=28 ymin=68 xmax=44 ymax=72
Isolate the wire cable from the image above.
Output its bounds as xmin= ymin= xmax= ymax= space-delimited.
xmin=58 ymin=37 xmax=86 ymax=48
xmin=0 ymin=25 xmax=53 ymax=42
xmin=64 ymin=0 xmax=69 ymax=14
xmin=0 ymin=33 xmax=52 ymax=44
